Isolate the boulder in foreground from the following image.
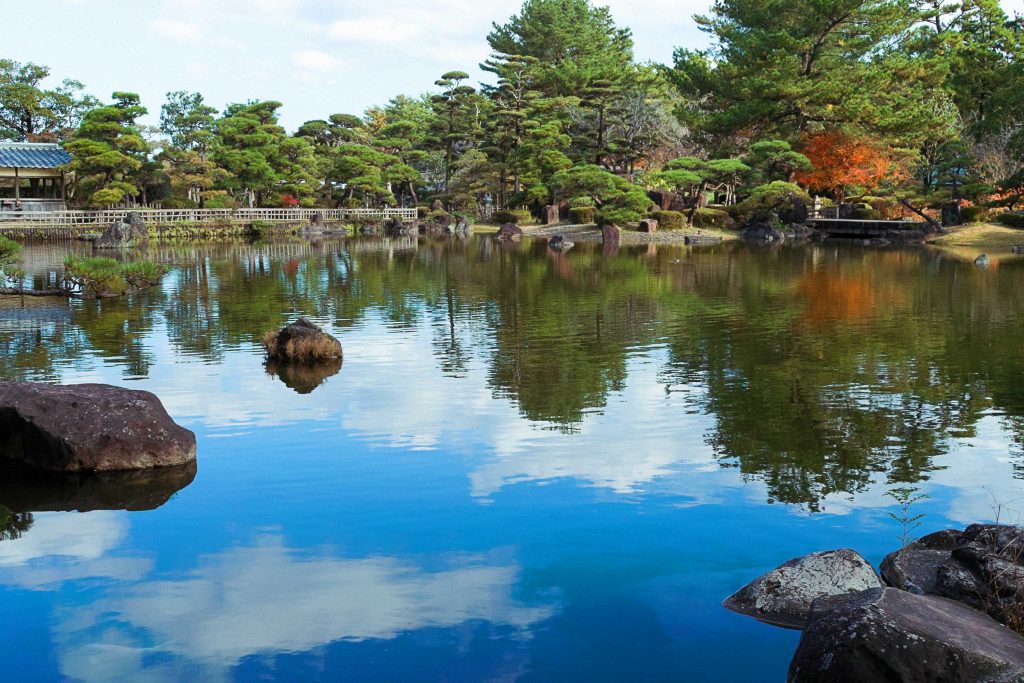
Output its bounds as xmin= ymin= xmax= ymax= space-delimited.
xmin=724 ymin=549 xmax=882 ymax=628
xmin=263 ymin=317 xmax=342 ymax=362
xmin=0 ymin=382 xmax=196 ymax=472
xmin=789 ymin=587 xmax=1024 ymax=682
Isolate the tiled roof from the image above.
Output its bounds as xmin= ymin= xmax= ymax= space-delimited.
xmin=0 ymin=143 xmax=72 ymax=169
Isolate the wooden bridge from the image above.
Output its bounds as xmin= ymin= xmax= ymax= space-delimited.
xmin=806 ymin=217 xmax=927 ymax=238
xmin=0 ymin=207 xmax=417 ymax=238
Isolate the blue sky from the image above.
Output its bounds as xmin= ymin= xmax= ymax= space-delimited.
xmin=6 ymin=0 xmax=1024 ymax=131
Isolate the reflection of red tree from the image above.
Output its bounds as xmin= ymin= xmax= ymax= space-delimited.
xmin=548 ymin=250 xmax=575 ymax=280
xmin=799 ymin=270 xmax=876 ymax=326
xmin=794 ymin=131 xmax=907 ymax=201
xmin=283 ymin=258 xmax=300 ymax=276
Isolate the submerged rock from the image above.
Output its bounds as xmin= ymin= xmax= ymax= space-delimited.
xmin=495 ymin=222 xmax=523 ymax=241
xmin=724 ymin=549 xmax=882 ymax=629
xmin=548 ymin=235 xmax=574 ymax=252
xmin=789 ymin=587 xmax=1024 ymax=682
xmin=0 ymin=381 xmax=197 ymax=472
xmin=263 ymin=318 xmax=342 ymax=363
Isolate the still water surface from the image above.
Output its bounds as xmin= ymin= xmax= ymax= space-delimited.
xmin=1 ymin=236 xmax=1023 ymax=681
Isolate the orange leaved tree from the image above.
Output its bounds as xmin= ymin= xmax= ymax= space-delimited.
xmin=794 ymin=131 xmax=906 ymax=203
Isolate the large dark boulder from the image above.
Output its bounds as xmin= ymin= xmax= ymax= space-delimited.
xmin=789 ymin=587 xmax=1024 ymax=682
xmin=601 ymin=225 xmax=620 ymax=244
xmin=0 ymin=382 xmax=197 ymax=472
xmin=263 ymin=317 xmax=342 ymax=362
xmin=881 ymin=524 xmax=1024 ymax=628
xmin=495 ymin=222 xmax=523 ymax=241
xmin=648 ymin=189 xmax=676 ymax=211
xmin=724 ymin=549 xmax=882 ymax=629
xmin=638 ymin=219 xmax=658 ymax=233
xmin=94 ymin=212 xmax=148 ymax=249
xmin=743 ymin=222 xmax=783 ymax=242
xmin=881 ymin=529 xmax=961 ymax=595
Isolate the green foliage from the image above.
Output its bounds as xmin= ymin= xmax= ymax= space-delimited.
xmin=651 ymin=210 xmax=686 ymax=230
xmin=0 ymin=235 xmax=22 ymax=272
xmin=65 ymin=92 xmax=149 ymax=206
xmin=568 ymin=196 xmax=595 ymax=208
xmin=63 ymin=255 xmax=165 ymax=297
xmin=851 ymin=205 xmax=880 ymax=220
xmin=996 ymin=212 xmax=1024 ymax=229
xmin=886 ymin=486 xmax=929 ymax=548
xmin=0 ymin=59 xmax=96 ymax=142
xmin=568 ymin=206 xmax=595 ymax=224
xmin=960 ymin=206 xmax=991 ymax=224
xmin=492 ymin=209 xmax=531 ymax=225
xmin=737 ymin=181 xmax=811 ymax=224
xmin=692 ymin=208 xmax=734 ymax=230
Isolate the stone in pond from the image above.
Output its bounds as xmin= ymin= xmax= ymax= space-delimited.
xmin=788 ymin=587 xmax=1024 ymax=682
xmin=0 ymin=381 xmax=197 ymax=472
xmin=724 ymin=549 xmax=882 ymax=629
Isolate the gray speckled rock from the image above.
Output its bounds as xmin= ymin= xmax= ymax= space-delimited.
xmin=724 ymin=549 xmax=882 ymax=629
xmin=788 ymin=587 xmax=1024 ymax=683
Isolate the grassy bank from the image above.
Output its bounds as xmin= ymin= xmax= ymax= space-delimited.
xmin=928 ymin=223 xmax=1024 ymax=249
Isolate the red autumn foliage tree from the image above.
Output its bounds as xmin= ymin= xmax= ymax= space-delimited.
xmin=794 ymin=132 xmax=907 ymax=202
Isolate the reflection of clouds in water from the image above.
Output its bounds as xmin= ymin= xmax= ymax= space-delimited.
xmin=0 ymin=512 xmax=151 ymax=590
xmin=59 ymin=538 xmax=554 ymax=682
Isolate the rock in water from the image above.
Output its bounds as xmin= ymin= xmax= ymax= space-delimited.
xmin=495 ymin=222 xmax=523 ymax=241
xmin=724 ymin=549 xmax=882 ymax=628
xmin=601 ymin=225 xmax=620 ymax=244
xmin=788 ymin=588 xmax=1024 ymax=682
xmin=976 ymin=254 xmax=991 ymax=268
xmin=94 ymin=212 xmax=149 ymax=249
xmin=0 ymin=382 xmax=197 ymax=472
xmin=881 ymin=524 xmax=1024 ymax=628
xmin=263 ymin=317 xmax=342 ymax=362
xmin=548 ymin=235 xmax=574 ymax=252
xmin=880 ymin=529 xmax=961 ymax=594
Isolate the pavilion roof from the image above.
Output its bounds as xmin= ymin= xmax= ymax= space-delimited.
xmin=0 ymin=143 xmax=72 ymax=169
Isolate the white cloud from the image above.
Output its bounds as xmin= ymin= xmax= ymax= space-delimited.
xmin=148 ymin=18 xmax=204 ymax=43
xmin=327 ymin=17 xmax=421 ymax=43
xmin=291 ymin=49 xmax=343 ymax=74
xmin=57 ymin=538 xmax=554 ymax=681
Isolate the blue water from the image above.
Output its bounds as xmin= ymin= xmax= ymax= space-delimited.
xmin=1 ymin=237 xmax=1023 ymax=681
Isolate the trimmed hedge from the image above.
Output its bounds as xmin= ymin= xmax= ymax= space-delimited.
xmin=569 ymin=206 xmax=596 ymax=224
xmin=651 ymin=210 xmax=686 ymax=230
xmin=997 ymin=211 xmax=1024 ymax=229
xmin=692 ymin=208 xmax=734 ymax=230
xmin=491 ymin=209 xmax=531 ymax=225
xmin=960 ymin=206 xmax=990 ymax=223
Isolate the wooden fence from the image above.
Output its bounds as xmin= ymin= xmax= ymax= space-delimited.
xmin=0 ymin=207 xmax=417 ymax=235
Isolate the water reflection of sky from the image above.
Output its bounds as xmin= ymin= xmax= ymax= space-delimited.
xmin=1 ymin=240 xmax=1023 ymax=681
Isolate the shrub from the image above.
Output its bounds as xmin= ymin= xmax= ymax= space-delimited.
xmin=737 ymin=182 xmax=811 ymax=224
xmin=159 ymin=197 xmax=199 ymax=209
xmin=851 ymin=204 xmax=880 ymax=220
xmin=0 ymin=236 xmax=22 ymax=271
xmin=63 ymin=256 xmax=128 ymax=297
xmin=568 ymin=196 xmax=595 ymax=208
xmin=417 ymin=206 xmax=430 ymax=219
xmin=200 ymin=191 xmax=234 ymax=209
xmin=692 ymin=208 xmax=734 ymax=230
xmin=491 ymin=209 xmax=531 ymax=225
xmin=596 ymin=207 xmax=640 ymax=226
xmin=651 ymin=210 xmax=687 ymax=230
xmin=262 ymin=330 xmax=342 ymax=362
xmin=121 ymin=261 xmax=167 ymax=288
xmin=997 ymin=211 xmax=1024 ymax=229
xmin=961 ymin=206 xmax=991 ymax=223
xmin=568 ymin=206 xmax=596 ymax=224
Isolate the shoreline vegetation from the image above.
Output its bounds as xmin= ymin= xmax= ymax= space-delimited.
xmin=1 ymin=0 xmax=1022 ymax=254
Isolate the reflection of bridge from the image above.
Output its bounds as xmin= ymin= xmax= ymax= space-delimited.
xmin=0 ymin=207 xmax=417 ymax=238
xmin=807 ymin=218 xmax=927 ymax=238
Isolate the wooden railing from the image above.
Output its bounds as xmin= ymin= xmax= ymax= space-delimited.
xmin=0 ymin=207 xmax=417 ymax=229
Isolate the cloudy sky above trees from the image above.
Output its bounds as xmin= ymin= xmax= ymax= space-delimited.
xmin=10 ymin=0 xmax=1024 ymax=130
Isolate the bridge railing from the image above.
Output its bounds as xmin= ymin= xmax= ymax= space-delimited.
xmin=0 ymin=207 xmax=418 ymax=229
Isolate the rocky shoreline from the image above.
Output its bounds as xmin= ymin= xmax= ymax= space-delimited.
xmin=726 ymin=524 xmax=1024 ymax=682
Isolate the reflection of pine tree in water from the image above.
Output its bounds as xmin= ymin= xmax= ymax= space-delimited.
xmin=0 ymin=506 xmax=33 ymax=541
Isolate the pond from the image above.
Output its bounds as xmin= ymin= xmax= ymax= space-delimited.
xmin=1 ymin=236 xmax=1023 ymax=681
